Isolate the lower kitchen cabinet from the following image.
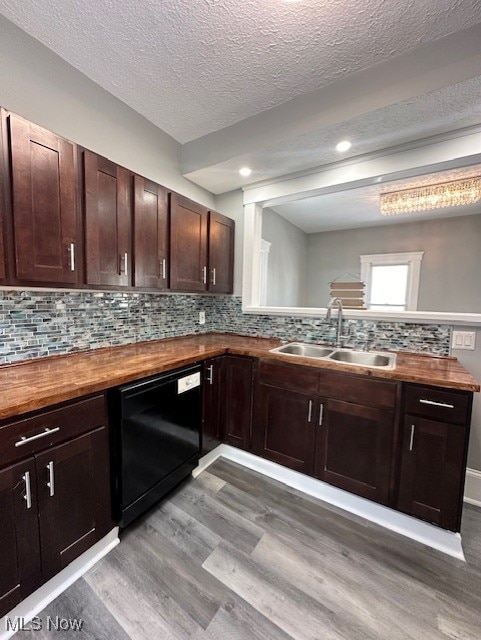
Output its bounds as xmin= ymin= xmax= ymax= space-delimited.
xmin=397 ymin=383 xmax=472 ymax=531
xmin=222 ymin=356 xmax=254 ymax=450
xmin=202 ymin=357 xmax=224 ymax=454
xmin=314 ymin=399 xmax=395 ymax=505
xmin=36 ymin=428 xmax=112 ymax=580
xmin=0 ymin=395 xmax=112 ymax=618
xmin=253 ymin=384 xmax=316 ymax=474
xmin=202 ymin=356 xmax=254 ymax=454
xmin=0 ymin=458 xmax=42 ymax=618
xmin=397 ymin=416 xmax=467 ymax=531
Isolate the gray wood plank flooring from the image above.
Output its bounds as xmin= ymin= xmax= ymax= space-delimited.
xmin=14 ymin=458 xmax=481 ymax=639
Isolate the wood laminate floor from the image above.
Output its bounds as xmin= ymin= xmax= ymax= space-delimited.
xmin=14 ymin=458 xmax=481 ymax=639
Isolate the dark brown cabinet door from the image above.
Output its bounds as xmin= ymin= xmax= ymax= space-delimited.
xmin=314 ymin=399 xmax=395 ymax=505
xmin=253 ymin=384 xmax=316 ymax=474
xmin=8 ymin=114 xmax=79 ymax=284
xmin=0 ymin=458 xmax=41 ymax=618
xmin=397 ymin=416 xmax=466 ymax=531
xmin=133 ymin=176 xmax=169 ymax=289
xmin=202 ymin=357 xmax=224 ymax=454
xmin=223 ymin=356 xmax=253 ymax=450
xmin=170 ymin=193 xmax=208 ymax=292
xmin=84 ymin=151 xmax=132 ymax=287
xmin=36 ymin=427 xmax=111 ymax=580
xmin=208 ymin=211 xmax=234 ymax=293
xmin=0 ymin=215 xmax=5 ymax=282
xmin=0 ymin=117 xmax=6 ymax=282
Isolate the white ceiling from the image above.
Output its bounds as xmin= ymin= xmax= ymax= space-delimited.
xmin=1 ymin=0 xmax=481 ymax=193
xmin=270 ymin=165 xmax=481 ymax=233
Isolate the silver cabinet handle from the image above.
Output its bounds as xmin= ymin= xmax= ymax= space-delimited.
xmin=207 ymin=365 xmax=214 ymax=385
xmin=119 ymin=252 xmax=128 ymax=276
xmin=307 ymin=400 xmax=313 ymax=423
xmin=409 ymin=424 xmax=415 ymax=451
xmin=23 ymin=471 xmax=32 ymax=509
xmin=15 ymin=427 xmax=60 ymax=447
xmin=419 ymin=398 xmax=454 ymax=409
xmin=47 ymin=461 xmax=55 ymax=497
xmin=68 ymin=243 xmax=75 ymax=271
xmin=211 ymin=268 xmax=216 ymax=286
xmin=319 ymin=403 xmax=324 ymax=426
xmin=162 ymin=258 xmax=167 ymax=280
xmin=202 ymin=266 xmax=207 ymax=284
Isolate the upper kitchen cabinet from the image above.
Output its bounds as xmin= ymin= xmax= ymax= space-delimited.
xmin=133 ymin=175 xmax=169 ymax=290
xmin=170 ymin=193 xmax=209 ymax=292
xmin=83 ymin=150 xmax=132 ymax=287
xmin=7 ymin=113 xmax=80 ymax=285
xmin=170 ymin=194 xmax=235 ymax=293
xmin=208 ymin=211 xmax=234 ymax=294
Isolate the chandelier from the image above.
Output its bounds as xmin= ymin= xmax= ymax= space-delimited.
xmin=380 ymin=177 xmax=481 ymax=216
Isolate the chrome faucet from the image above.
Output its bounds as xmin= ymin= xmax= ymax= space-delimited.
xmin=325 ymin=297 xmax=344 ymax=347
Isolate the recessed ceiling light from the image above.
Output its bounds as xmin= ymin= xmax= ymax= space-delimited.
xmin=239 ymin=167 xmax=252 ymax=177
xmin=336 ymin=140 xmax=352 ymax=153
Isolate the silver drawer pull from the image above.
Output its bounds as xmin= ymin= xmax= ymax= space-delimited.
xmin=162 ymin=258 xmax=167 ymax=280
xmin=47 ymin=461 xmax=55 ymax=497
xmin=69 ymin=243 xmax=75 ymax=271
xmin=202 ymin=266 xmax=207 ymax=284
xmin=419 ymin=399 xmax=454 ymax=409
xmin=319 ymin=403 xmax=324 ymax=427
xmin=23 ymin=471 xmax=32 ymax=509
xmin=307 ymin=400 xmax=313 ymax=423
xmin=211 ymin=268 xmax=216 ymax=286
xmin=207 ymin=365 xmax=214 ymax=385
xmin=409 ymin=424 xmax=415 ymax=451
xmin=15 ymin=427 xmax=60 ymax=447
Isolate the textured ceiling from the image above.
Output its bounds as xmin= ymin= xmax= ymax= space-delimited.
xmin=186 ymin=76 xmax=481 ymax=193
xmin=270 ymin=165 xmax=481 ymax=233
xmin=0 ymin=0 xmax=480 ymax=143
xmin=0 ymin=0 xmax=481 ymax=193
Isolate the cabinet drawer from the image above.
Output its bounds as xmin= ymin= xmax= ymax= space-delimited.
xmin=0 ymin=395 xmax=107 ymax=468
xmin=319 ymin=371 xmax=398 ymax=410
xmin=259 ymin=360 xmax=318 ymax=393
xmin=404 ymin=385 xmax=470 ymax=425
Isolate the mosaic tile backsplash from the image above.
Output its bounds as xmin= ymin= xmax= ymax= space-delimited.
xmin=0 ymin=291 xmax=451 ymax=365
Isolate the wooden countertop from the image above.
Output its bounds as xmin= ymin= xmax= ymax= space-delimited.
xmin=0 ymin=333 xmax=479 ymax=421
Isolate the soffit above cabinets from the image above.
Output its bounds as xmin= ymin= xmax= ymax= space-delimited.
xmin=0 ymin=1 xmax=481 ymax=193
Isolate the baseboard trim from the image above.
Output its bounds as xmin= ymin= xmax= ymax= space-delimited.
xmin=194 ymin=446 xmax=465 ymax=561
xmin=0 ymin=528 xmax=119 ymax=640
xmin=464 ymin=467 xmax=481 ymax=508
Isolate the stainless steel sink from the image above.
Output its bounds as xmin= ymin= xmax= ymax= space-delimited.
xmin=269 ymin=342 xmax=396 ymax=369
xmin=327 ymin=349 xmax=396 ymax=369
xmin=269 ymin=342 xmax=334 ymax=358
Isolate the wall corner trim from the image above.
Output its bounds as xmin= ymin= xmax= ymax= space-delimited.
xmin=464 ymin=467 xmax=481 ymax=508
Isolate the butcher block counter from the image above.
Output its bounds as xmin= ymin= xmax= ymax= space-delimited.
xmin=0 ymin=333 xmax=479 ymax=420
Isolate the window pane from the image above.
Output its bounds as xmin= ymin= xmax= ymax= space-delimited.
xmin=369 ymin=264 xmax=408 ymax=307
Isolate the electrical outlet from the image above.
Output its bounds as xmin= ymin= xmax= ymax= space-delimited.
xmin=199 ymin=311 xmax=206 ymax=325
xmin=452 ymin=330 xmax=476 ymax=351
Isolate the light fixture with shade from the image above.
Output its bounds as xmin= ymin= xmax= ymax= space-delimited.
xmin=239 ymin=167 xmax=252 ymax=177
xmin=380 ymin=176 xmax=481 ymax=216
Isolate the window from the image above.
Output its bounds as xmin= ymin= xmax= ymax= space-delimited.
xmin=360 ymin=252 xmax=424 ymax=311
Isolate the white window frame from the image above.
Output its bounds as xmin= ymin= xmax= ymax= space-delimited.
xmin=360 ymin=252 xmax=424 ymax=312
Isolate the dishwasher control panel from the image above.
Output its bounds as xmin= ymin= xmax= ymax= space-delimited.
xmin=177 ymin=371 xmax=201 ymax=394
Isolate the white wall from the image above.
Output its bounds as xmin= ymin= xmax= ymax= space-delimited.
xmin=0 ymin=15 xmax=214 ymax=208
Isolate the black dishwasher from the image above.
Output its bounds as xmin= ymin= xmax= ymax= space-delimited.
xmin=109 ymin=364 xmax=202 ymax=527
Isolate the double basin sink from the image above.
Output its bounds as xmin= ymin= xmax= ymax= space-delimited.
xmin=269 ymin=342 xmax=396 ymax=370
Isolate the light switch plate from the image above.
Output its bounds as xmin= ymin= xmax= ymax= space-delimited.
xmin=452 ymin=330 xmax=476 ymax=351
xmin=199 ymin=311 xmax=206 ymax=325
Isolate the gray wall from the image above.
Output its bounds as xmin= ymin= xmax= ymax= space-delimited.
xmin=305 ymin=213 xmax=481 ymax=311
xmin=214 ymin=189 xmax=244 ymax=296
xmin=452 ymin=328 xmax=481 ymax=471
xmin=0 ymin=15 xmax=214 ymax=207
xmin=262 ymin=208 xmax=308 ymax=307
